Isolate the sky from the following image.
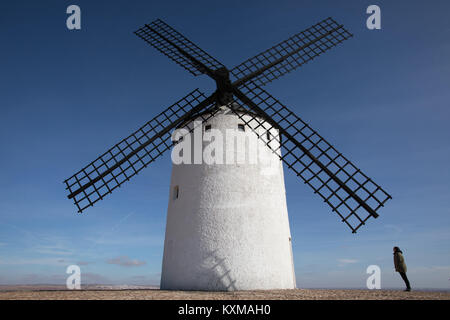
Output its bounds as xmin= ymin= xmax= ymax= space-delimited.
xmin=0 ymin=0 xmax=449 ymax=289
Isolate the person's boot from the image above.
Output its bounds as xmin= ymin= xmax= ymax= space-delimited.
xmin=404 ymin=288 xmax=411 ymax=292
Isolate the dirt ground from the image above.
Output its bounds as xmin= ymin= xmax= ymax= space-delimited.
xmin=1 ymin=288 xmax=449 ymax=300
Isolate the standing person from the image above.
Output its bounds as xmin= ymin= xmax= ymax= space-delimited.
xmin=393 ymin=246 xmax=411 ymax=291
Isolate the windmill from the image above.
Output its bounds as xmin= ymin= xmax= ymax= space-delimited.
xmin=64 ymin=17 xmax=392 ymax=291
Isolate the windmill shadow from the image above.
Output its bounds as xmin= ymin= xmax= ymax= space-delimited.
xmin=202 ymin=250 xmax=237 ymax=291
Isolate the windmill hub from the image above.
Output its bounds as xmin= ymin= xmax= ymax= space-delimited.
xmin=213 ymin=67 xmax=234 ymax=105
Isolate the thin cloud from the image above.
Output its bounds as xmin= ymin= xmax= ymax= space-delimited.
xmin=106 ymin=256 xmax=146 ymax=267
xmin=1 ymin=272 xmax=110 ymax=285
xmin=35 ymin=244 xmax=73 ymax=256
xmin=0 ymin=257 xmax=68 ymax=266
xmin=82 ymin=272 xmax=111 ymax=284
xmin=337 ymin=259 xmax=359 ymax=267
xmin=86 ymin=235 xmax=163 ymax=247
xmin=384 ymin=224 xmax=403 ymax=233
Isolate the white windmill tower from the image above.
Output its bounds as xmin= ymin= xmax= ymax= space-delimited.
xmin=64 ymin=18 xmax=392 ymax=291
xmin=160 ymin=104 xmax=296 ymax=290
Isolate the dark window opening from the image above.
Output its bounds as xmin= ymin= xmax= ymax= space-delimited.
xmin=266 ymin=131 xmax=271 ymax=141
xmin=173 ymin=136 xmax=183 ymax=146
xmin=238 ymin=124 xmax=245 ymax=132
xmin=173 ymin=185 xmax=179 ymax=200
xmin=205 ymin=124 xmax=211 ymax=132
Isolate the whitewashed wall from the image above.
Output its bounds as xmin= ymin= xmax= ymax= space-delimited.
xmin=160 ymin=107 xmax=296 ymax=291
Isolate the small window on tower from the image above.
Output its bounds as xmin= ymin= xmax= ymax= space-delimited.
xmin=205 ymin=124 xmax=211 ymax=132
xmin=238 ymin=124 xmax=245 ymax=132
xmin=266 ymin=131 xmax=271 ymax=141
xmin=173 ymin=135 xmax=183 ymax=146
xmin=173 ymin=185 xmax=179 ymax=200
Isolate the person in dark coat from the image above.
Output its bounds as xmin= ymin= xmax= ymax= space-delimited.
xmin=393 ymin=246 xmax=411 ymax=291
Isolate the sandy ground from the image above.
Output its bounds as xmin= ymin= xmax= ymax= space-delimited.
xmin=1 ymin=288 xmax=449 ymax=300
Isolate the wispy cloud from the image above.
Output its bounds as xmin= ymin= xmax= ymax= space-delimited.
xmin=35 ymin=244 xmax=73 ymax=256
xmin=337 ymin=259 xmax=359 ymax=267
xmin=0 ymin=257 xmax=68 ymax=266
xmin=0 ymin=272 xmax=111 ymax=285
xmin=338 ymin=259 xmax=358 ymax=264
xmin=85 ymin=212 xmax=136 ymax=249
xmin=82 ymin=272 xmax=111 ymax=284
xmin=85 ymin=235 xmax=163 ymax=247
xmin=384 ymin=224 xmax=403 ymax=233
xmin=409 ymin=265 xmax=450 ymax=274
xmin=106 ymin=256 xmax=146 ymax=267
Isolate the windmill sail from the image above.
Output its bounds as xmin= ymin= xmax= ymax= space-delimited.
xmin=231 ymin=17 xmax=352 ymax=87
xmin=64 ymin=89 xmax=217 ymax=213
xmin=231 ymin=83 xmax=391 ymax=233
xmin=134 ymin=19 xmax=225 ymax=76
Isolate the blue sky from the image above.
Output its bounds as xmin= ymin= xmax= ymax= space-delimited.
xmin=0 ymin=0 xmax=449 ymax=289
